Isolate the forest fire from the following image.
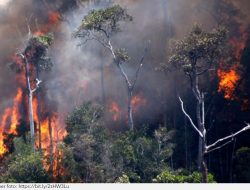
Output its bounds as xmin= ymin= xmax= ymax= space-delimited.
xmin=109 ymin=95 xmax=147 ymax=122
xmin=217 ymin=66 xmax=240 ymax=100
xmin=132 ymin=95 xmax=146 ymax=113
xmin=1 ymin=0 xmax=250 ymax=184
xmin=0 ymin=88 xmax=23 ymax=156
xmin=0 ymin=9 xmax=66 ymax=179
xmin=34 ymin=11 xmax=61 ymax=36
xmin=217 ymin=30 xmax=247 ymax=101
xmin=9 ymin=88 xmax=23 ymax=135
xmin=109 ymin=102 xmax=121 ymax=121
xmin=0 ymin=85 xmax=66 ymax=156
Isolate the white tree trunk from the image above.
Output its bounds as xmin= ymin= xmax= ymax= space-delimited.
xmin=24 ymin=56 xmax=36 ymax=152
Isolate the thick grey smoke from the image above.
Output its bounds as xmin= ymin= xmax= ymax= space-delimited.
xmin=0 ymin=0 xmax=249 ymax=128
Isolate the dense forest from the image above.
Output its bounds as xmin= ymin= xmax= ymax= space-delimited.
xmin=0 ymin=0 xmax=250 ymax=183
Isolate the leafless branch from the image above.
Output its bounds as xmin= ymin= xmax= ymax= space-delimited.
xmin=16 ymin=52 xmax=25 ymax=59
xmin=206 ymin=139 xmax=234 ymax=154
xmin=178 ymin=96 xmax=203 ymax=138
xmin=117 ymin=63 xmax=132 ymax=87
xmin=206 ymin=124 xmax=250 ymax=150
xmin=31 ymin=78 xmax=42 ymax=93
xmin=108 ymin=40 xmax=116 ymax=59
xmin=131 ymin=44 xmax=149 ymax=90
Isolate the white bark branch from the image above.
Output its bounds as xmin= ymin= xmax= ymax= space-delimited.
xmin=31 ymin=78 xmax=42 ymax=93
xmin=206 ymin=124 xmax=250 ymax=150
xmin=107 ymin=39 xmax=132 ymax=87
xmin=206 ymin=139 xmax=233 ymax=154
xmin=178 ymin=96 xmax=204 ymax=138
xmin=131 ymin=45 xmax=149 ymax=90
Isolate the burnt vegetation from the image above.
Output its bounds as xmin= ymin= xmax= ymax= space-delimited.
xmin=0 ymin=0 xmax=250 ymax=183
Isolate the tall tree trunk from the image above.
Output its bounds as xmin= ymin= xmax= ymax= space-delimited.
xmin=184 ymin=116 xmax=188 ymax=171
xmin=197 ymin=101 xmax=203 ymax=170
xmin=192 ymin=69 xmax=203 ymax=170
xmin=192 ymin=66 xmax=207 ymax=181
xmin=36 ymin=66 xmax=42 ymax=150
xmin=202 ymin=154 xmax=208 ymax=183
xmin=116 ymin=62 xmax=135 ymax=131
xmin=24 ymin=56 xmax=36 ymax=152
xmin=128 ymin=88 xmax=134 ymax=130
xmin=201 ymin=93 xmax=208 ymax=183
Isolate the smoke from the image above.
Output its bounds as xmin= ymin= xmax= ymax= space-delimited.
xmin=0 ymin=0 xmax=250 ymax=130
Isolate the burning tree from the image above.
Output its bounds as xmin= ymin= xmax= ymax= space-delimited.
xmin=74 ymin=5 xmax=149 ymax=130
xmin=12 ymin=32 xmax=53 ymax=152
xmin=165 ymin=25 xmax=250 ymax=182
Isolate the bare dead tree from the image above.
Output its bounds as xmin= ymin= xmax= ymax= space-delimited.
xmin=179 ymin=96 xmax=250 ymax=182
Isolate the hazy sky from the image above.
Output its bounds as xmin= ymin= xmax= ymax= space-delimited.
xmin=0 ymin=0 xmax=10 ymax=6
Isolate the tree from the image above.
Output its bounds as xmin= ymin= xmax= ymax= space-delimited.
xmin=0 ymin=136 xmax=49 ymax=183
xmin=29 ymin=34 xmax=53 ymax=150
xmin=165 ymin=25 xmax=250 ymax=182
xmin=110 ymin=126 xmax=175 ymax=183
xmin=74 ymin=5 xmax=149 ymax=130
xmin=154 ymin=127 xmax=175 ymax=168
xmin=61 ymin=102 xmax=110 ymax=182
xmin=14 ymin=32 xmax=53 ymax=152
xmin=153 ymin=169 xmax=216 ymax=183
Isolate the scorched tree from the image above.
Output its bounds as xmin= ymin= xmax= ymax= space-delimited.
xmin=13 ymin=31 xmax=53 ymax=152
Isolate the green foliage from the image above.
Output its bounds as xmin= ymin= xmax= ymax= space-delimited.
xmin=62 ymin=104 xmax=176 ymax=183
xmin=234 ymin=147 xmax=250 ymax=182
xmin=9 ymin=33 xmax=54 ymax=73
xmin=166 ymin=25 xmax=227 ymax=73
xmin=0 ymin=137 xmax=49 ymax=183
xmin=110 ymin=127 xmax=175 ymax=183
xmin=153 ymin=169 xmax=216 ymax=183
xmin=65 ymin=102 xmax=103 ymax=142
xmin=7 ymin=152 xmax=49 ymax=183
xmin=115 ymin=174 xmax=130 ymax=183
xmin=61 ymin=102 xmax=109 ymax=182
xmin=74 ymin=5 xmax=132 ymax=37
xmin=114 ymin=48 xmax=130 ymax=63
xmin=57 ymin=143 xmax=80 ymax=182
xmin=25 ymin=34 xmax=54 ymax=72
xmin=36 ymin=33 xmax=54 ymax=46
xmin=153 ymin=127 xmax=175 ymax=167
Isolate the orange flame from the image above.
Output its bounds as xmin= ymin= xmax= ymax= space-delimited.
xmin=0 ymin=10 xmax=65 ymax=180
xmin=218 ymin=29 xmax=247 ymax=101
xmin=9 ymin=88 xmax=23 ymax=135
xmin=109 ymin=102 xmax=121 ymax=121
xmin=0 ymin=133 xmax=7 ymax=156
xmin=217 ymin=66 xmax=240 ymax=100
xmin=34 ymin=11 xmax=60 ymax=36
xmin=0 ymin=108 xmax=12 ymax=156
xmin=132 ymin=95 xmax=146 ymax=113
xmin=0 ymin=88 xmax=23 ymax=156
xmin=109 ymin=95 xmax=147 ymax=122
